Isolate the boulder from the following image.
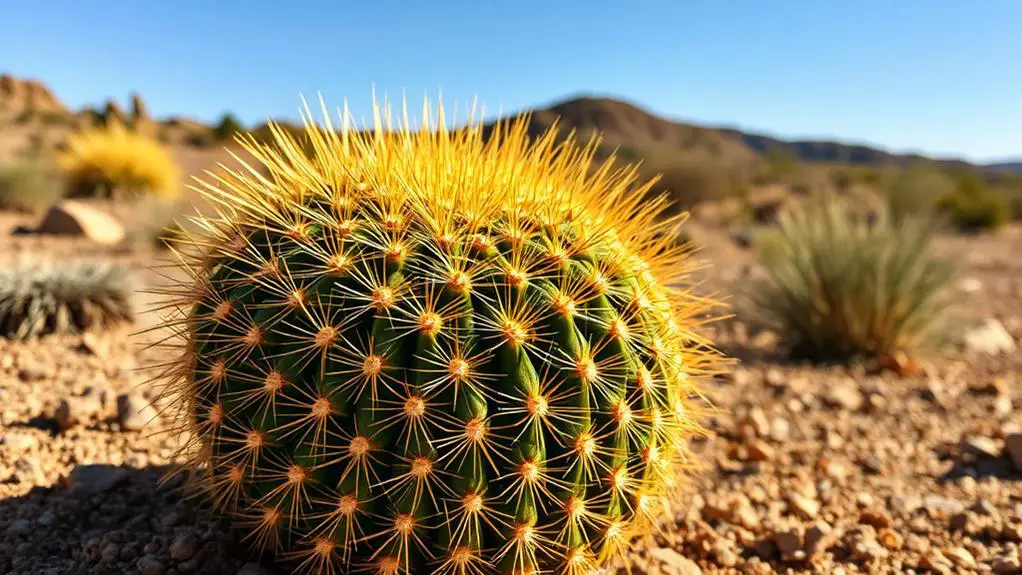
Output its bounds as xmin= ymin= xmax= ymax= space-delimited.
xmin=36 ymin=200 xmax=126 ymax=245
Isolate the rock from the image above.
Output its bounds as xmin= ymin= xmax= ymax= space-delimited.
xmin=648 ymin=547 xmax=703 ymax=575
xmin=17 ymin=363 xmax=52 ymax=381
xmin=964 ymin=318 xmax=1017 ymax=355
xmin=958 ymin=277 xmax=984 ymax=293
xmin=859 ymin=508 xmax=893 ymax=529
xmin=877 ymin=528 xmax=903 ymax=550
xmin=764 ymin=368 xmax=786 ymax=389
xmin=774 ymin=528 xmax=804 ymax=561
xmin=790 ymin=493 xmax=820 ymax=519
xmin=770 ymin=417 xmax=791 ymax=442
xmin=1 ymin=430 xmax=38 ymax=453
xmin=960 ymin=435 xmax=1001 ymax=459
xmin=5 ymin=518 xmax=31 ymax=537
xmin=117 ymin=393 xmax=157 ymax=431
xmin=54 ymin=394 xmax=103 ymax=431
xmin=1006 ymin=433 xmax=1022 ymax=471
xmin=824 ymin=381 xmax=864 ymax=411
xmin=993 ymin=553 xmax=1022 ymax=574
xmin=36 ymin=200 xmax=127 ymax=245
xmin=66 ymin=464 xmax=130 ymax=495
xmin=803 ymin=521 xmax=835 ymax=559
xmin=921 ymin=550 xmax=956 ymax=574
xmin=747 ymin=440 xmax=775 ymax=462
xmin=924 ymin=495 xmax=966 ymax=517
xmin=946 ymin=546 xmax=978 ymax=569
xmin=137 ymin=554 xmax=165 ymax=575
xmin=711 ymin=538 xmax=738 ymax=567
xmin=746 ymin=407 xmax=771 ymax=437
xmin=170 ymin=532 xmax=198 ymax=561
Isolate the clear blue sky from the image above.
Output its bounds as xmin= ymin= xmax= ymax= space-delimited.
xmin=3 ymin=1 xmax=1020 ymax=163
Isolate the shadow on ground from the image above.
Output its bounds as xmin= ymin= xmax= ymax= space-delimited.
xmin=0 ymin=464 xmax=276 ymax=575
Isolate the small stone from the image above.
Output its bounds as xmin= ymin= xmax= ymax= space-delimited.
xmin=54 ymin=395 xmax=103 ymax=431
xmin=66 ymin=464 xmax=130 ymax=495
xmin=1 ymin=430 xmax=38 ymax=453
xmin=746 ymin=407 xmax=771 ymax=437
xmin=774 ymin=528 xmax=803 ymax=560
xmin=711 ymin=538 xmax=738 ymax=567
xmin=960 ymin=435 xmax=1001 ymax=459
xmin=993 ymin=553 xmax=1022 ymax=574
xmin=5 ymin=518 xmax=31 ymax=537
xmin=861 ymin=455 xmax=884 ymax=474
xmin=877 ymin=528 xmax=902 ymax=550
xmin=803 ymin=521 xmax=834 ymax=558
xmin=790 ymin=493 xmax=820 ymax=519
xmin=36 ymin=511 xmax=55 ymax=527
xmin=747 ymin=440 xmax=775 ymax=462
xmin=964 ymin=318 xmax=1017 ymax=355
xmin=137 ymin=555 xmax=165 ymax=575
xmin=996 ymin=396 xmax=1014 ymax=416
xmin=17 ymin=363 xmax=51 ymax=381
xmin=117 ymin=393 xmax=158 ymax=431
xmin=924 ymin=495 xmax=966 ymax=517
xmin=825 ymin=381 xmax=864 ymax=411
xmin=946 ymin=546 xmax=978 ymax=569
xmin=102 ymin=542 xmax=121 ymax=564
xmin=858 ymin=508 xmax=892 ymax=529
xmin=1006 ymin=433 xmax=1022 ymax=471
xmin=648 ymin=547 xmax=703 ymax=575
xmin=770 ymin=417 xmax=791 ymax=442
xmin=973 ymin=498 xmax=998 ymax=517
xmin=170 ymin=532 xmax=198 ymax=561
xmin=764 ymin=368 xmax=786 ymax=388
xmin=922 ymin=550 xmax=955 ymax=574
xmin=958 ymin=277 xmax=984 ymax=293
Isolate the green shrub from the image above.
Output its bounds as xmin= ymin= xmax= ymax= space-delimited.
xmin=0 ymin=162 xmax=64 ymax=213
xmin=213 ymin=112 xmax=243 ymax=141
xmin=935 ymin=173 xmax=1010 ymax=231
xmin=748 ymin=197 xmax=958 ymax=362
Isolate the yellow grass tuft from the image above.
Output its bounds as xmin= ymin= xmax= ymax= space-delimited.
xmin=58 ymin=121 xmax=181 ymax=199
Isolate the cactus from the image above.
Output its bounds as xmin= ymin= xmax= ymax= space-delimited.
xmin=155 ymin=98 xmax=721 ymax=575
xmin=0 ymin=259 xmax=133 ymax=339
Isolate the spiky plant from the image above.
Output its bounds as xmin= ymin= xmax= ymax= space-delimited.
xmin=749 ymin=196 xmax=958 ymax=363
xmin=57 ymin=121 xmax=181 ymax=200
xmin=152 ymin=97 xmax=722 ymax=575
xmin=0 ymin=259 xmax=134 ymax=339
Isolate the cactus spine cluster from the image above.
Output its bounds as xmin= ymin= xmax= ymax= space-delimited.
xmin=156 ymin=98 xmax=720 ymax=575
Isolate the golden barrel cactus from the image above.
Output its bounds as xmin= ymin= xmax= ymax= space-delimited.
xmin=155 ymin=98 xmax=721 ymax=575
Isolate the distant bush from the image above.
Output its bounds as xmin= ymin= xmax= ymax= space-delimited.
xmin=0 ymin=162 xmax=64 ymax=213
xmin=213 ymin=112 xmax=244 ymax=141
xmin=883 ymin=166 xmax=951 ymax=222
xmin=57 ymin=122 xmax=181 ymax=200
xmin=748 ymin=197 xmax=957 ymax=362
xmin=935 ymin=172 xmax=1010 ymax=232
xmin=653 ymin=159 xmax=741 ymax=210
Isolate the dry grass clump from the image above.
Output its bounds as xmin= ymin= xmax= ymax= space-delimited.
xmin=749 ymin=197 xmax=958 ymax=363
xmin=0 ymin=162 xmax=64 ymax=213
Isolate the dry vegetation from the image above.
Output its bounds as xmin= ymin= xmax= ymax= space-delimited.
xmin=0 ymin=75 xmax=1020 ymax=575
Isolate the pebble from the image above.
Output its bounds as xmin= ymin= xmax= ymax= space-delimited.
xmin=66 ymin=463 xmax=130 ymax=495
xmin=54 ymin=394 xmax=103 ymax=431
xmin=170 ymin=532 xmax=199 ymax=561
xmin=648 ymin=547 xmax=703 ymax=575
xmin=824 ymin=381 xmax=864 ymax=411
xmin=961 ymin=435 xmax=1001 ymax=459
xmin=790 ymin=493 xmax=820 ymax=518
xmin=5 ymin=518 xmax=31 ymax=537
xmin=117 ymin=393 xmax=158 ymax=431
xmin=747 ymin=440 xmax=775 ymax=462
xmin=1006 ymin=433 xmax=1022 ymax=471
xmin=137 ymin=554 xmax=165 ymax=575
xmin=946 ymin=546 xmax=978 ymax=569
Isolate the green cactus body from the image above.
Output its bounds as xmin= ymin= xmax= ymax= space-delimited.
xmin=164 ymin=100 xmax=716 ymax=575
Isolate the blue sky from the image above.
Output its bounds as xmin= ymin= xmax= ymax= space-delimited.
xmin=3 ymin=1 xmax=1019 ymax=162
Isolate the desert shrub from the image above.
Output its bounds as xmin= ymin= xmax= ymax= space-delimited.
xmin=57 ymin=122 xmax=181 ymax=199
xmin=935 ymin=172 xmax=1010 ymax=231
xmin=653 ymin=158 xmax=741 ymax=209
xmin=748 ymin=197 xmax=957 ymax=362
xmin=0 ymin=162 xmax=64 ymax=213
xmin=883 ymin=166 xmax=952 ymax=222
xmin=213 ymin=112 xmax=243 ymax=141
xmin=0 ymin=259 xmax=134 ymax=339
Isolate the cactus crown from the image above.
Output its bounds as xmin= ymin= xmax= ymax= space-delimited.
xmin=155 ymin=97 xmax=721 ymax=575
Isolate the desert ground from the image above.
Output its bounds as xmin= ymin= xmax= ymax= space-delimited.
xmin=0 ymin=201 xmax=1019 ymax=575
